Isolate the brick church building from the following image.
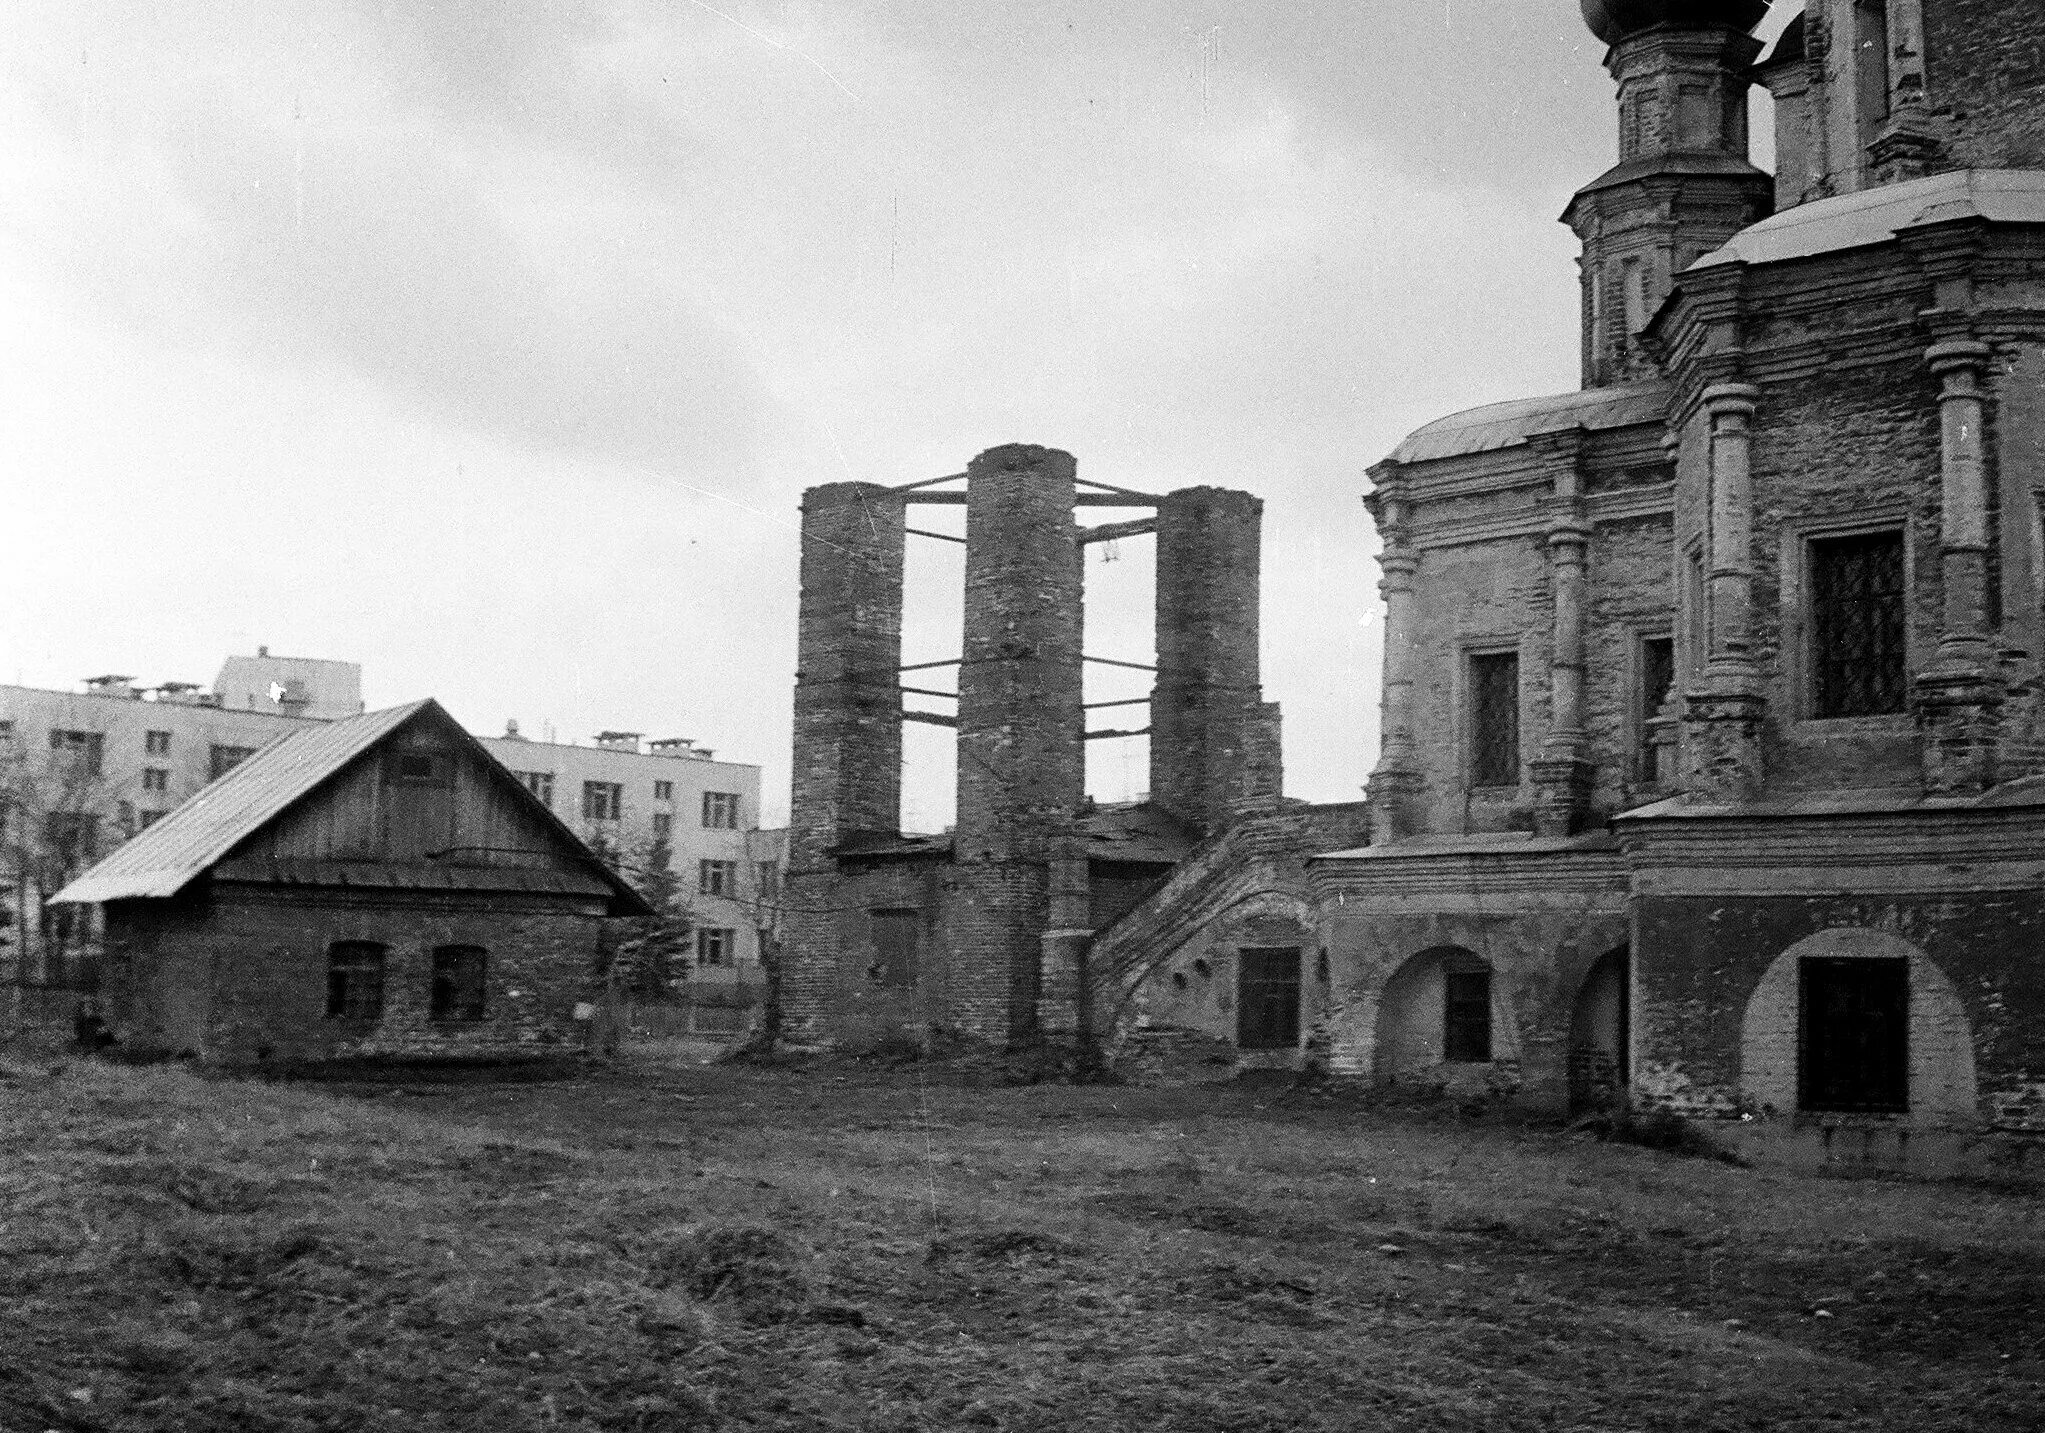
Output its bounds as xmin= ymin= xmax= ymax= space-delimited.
xmin=1329 ymin=0 xmax=2045 ymax=1168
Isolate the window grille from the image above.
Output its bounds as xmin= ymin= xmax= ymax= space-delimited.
xmin=1468 ymin=652 xmax=1520 ymax=788
xmin=1638 ymin=636 xmax=1675 ymax=780
xmin=654 ymin=780 xmax=673 ymax=801
xmin=1799 ymin=958 xmax=1908 ymax=1113
xmin=1810 ymin=530 xmax=1906 ymax=717
xmin=1444 ymin=969 xmax=1493 ymax=1062
xmin=429 ymin=945 xmax=487 ymax=1022
xmin=1236 ymin=947 xmax=1302 ymax=1050
xmin=326 ymin=941 xmax=386 ymax=1020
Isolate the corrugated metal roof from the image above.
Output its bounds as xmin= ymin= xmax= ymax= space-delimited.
xmin=52 ymin=700 xmax=652 ymax=914
xmin=1692 ymin=169 xmax=2045 ymax=271
xmin=1384 ymin=383 xmax=1670 ymax=466
xmin=54 ymin=702 xmax=429 ymax=903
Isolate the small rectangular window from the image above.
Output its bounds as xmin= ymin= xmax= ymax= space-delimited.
xmin=869 ymin=909 xmax=918 ymax=989
xmin=582 ymin=781 xmax=623 ymax=821
xmin=1236 ymin=947 xmax=1302 ymax=1050
xmin=696 ymin=927 xmax=735 ymax=967
xmin=518 ymin=771 xmax=555 ymax=806
xmin=145 ymin=729 xmax=171 ymax=755
xmin=429 ymin=945 xmax=487 ymax=1022
xmin=1638 ymin=636 xmax=1675 ymax=782
xmin=142 ymin=767 xmax=170 ymax=792
xmin=50 ymin=730 xmax=105 ymax=775
xmin=1467 ymin=652 xmax=1520 ymax=789
xmin=209 ymin=744 xmax=255 ymax=781
xmin=699 ymin=859 xmax=737 ymax=897
xmin=326 ymin=941 xmax=386 ymax=1020
xmin=1799 ymin=958 xmax=1908 ymax=1113
xmin=653 ymin=780 xmax=674 ymax=801
xmin=651 ymin=812 xmax=673 ymax=841
xmin=387 ymin=748 xmax=452 ymax=786
xmin=1810 ymin=530 xmax=1907 ymax=718
xmin=1444 ymin=970 xmax=1493 ymax=1062
xmin=702 ymin=791 xmax=740 ymax=829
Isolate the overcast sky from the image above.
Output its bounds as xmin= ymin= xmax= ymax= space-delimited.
xmin=1 ymin=1 xmax=1792 ymax=829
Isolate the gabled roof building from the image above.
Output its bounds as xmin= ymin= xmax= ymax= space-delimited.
xmin=53 ymin=699 xmax=649 ymax=1065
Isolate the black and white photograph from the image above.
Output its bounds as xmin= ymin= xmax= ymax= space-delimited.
xmin=3 ymin=1 xmax=2042 ymax=1428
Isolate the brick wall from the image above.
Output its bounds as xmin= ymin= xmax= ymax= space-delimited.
xmin=101 ymin=884 xmax=607 ymax=1065
xmin=1925 ymin=0 xmax=2045 ymax=173
xmin=1152 ymin=487 xmax=1272 ymax=836
xmin=1634 ymin=888 xmax=2045 ymax=1130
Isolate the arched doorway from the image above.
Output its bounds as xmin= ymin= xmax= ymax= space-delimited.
xmin=1374 ymin=945 xmax=1494 ymax=1083
xmin=1568 ymin=945 xmax=1629 ymax=1113
xmin=1739 ymin=928 xmax=1977 ymax=1125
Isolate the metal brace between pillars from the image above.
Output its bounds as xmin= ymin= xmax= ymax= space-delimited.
xmin=903 ymin=711 xmax=958 ymax=728
xmin=1078 ymin=518 xmax=1159 ymax=545
xmin=1084 ymin=727 xmax=1152 ymax=741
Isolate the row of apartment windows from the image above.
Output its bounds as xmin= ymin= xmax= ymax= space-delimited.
xmin=515 ymin=772 xmax=744 ymax=830
xmin=1465 ymin=529 xmax=1909 ymax=789
xmin=694 ymin=860 xmax=779 ymax=899
xmin=29 ymin=728 xmax=256 ymax=783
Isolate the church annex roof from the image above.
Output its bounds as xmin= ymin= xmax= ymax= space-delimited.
xmin=1692 ymin=169 xmax=2045 ymax=271
xmin=1381 ymin=382 xmax=1670 ymax=466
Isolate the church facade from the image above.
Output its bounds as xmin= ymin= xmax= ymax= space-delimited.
xmin=1331 ymin=0 xmax=2045 ymax=1169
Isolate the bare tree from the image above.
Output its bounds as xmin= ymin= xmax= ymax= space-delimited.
xmin=0 ymin=732 xmax=116 ymax=988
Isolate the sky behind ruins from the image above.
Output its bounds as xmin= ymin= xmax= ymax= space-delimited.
xmin=0 ymin=0 xmax=1792 ymax=829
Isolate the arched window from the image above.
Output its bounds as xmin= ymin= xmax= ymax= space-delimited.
xmin=327 ymin=942 xmax=387 ymax=1020
xmin=430 ymin=945 xmax=488 ymax=1022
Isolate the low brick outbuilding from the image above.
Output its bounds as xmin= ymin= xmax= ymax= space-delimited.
xmin=52 ymin=699 xmax=650 ymax=1065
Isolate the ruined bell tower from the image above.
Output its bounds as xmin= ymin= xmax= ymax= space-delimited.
xmin=781 ymin=444 xmax=1279 ymax=1051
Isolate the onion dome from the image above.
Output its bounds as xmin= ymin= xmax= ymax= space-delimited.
xmin=1580 ymin=0 xmax=1771 ymax=45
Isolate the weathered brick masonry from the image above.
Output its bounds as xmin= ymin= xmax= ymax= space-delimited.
xmin=781 ymin=446 xmax=1276 ymax=1051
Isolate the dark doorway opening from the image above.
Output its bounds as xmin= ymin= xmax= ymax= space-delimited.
xmin=1568 ymin=946 xmax=1630 ymax=1112
xmin=1443 ymin=968 xmax=1493 ymax=1062
xmin=1799 ymin=957 xmax=1908 ymax=1113
xmin=1237 ymin=947 xmax=1301 ymax=1050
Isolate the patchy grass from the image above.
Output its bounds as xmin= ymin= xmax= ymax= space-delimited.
xmin=1 ymin=1052 xmax=2041 ymax=1431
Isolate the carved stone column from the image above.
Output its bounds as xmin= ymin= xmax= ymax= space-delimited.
xmin=1364 ymin=471 xmax=1423 ymax=843
xmin=1530 ymin=459 xmax=1594 ymax=836
xmin=1682 ymin=383 xmax=1767 ymax=803
xmin=1918 ymin=337 xmax=2002 ymax=793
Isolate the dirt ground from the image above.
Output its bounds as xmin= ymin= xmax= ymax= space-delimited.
xmin=2 ymin=1048 xmax=2041 ymax=1431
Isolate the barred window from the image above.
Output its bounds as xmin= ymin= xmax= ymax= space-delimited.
xmin=1799 ymin=958 xmax=1908 ymax=1113
xmin=1236 ymin=947 xmax=1302 ymax=1051
xmin=429 ymin=945 xmax=487 ymax=1023
xmin=326 ymin=941 xmax=386 ymax=1020
xmin=654 ymin=780 xmax=674 ymax=801
xmin=1810 ymin=530 xmax=1906 ymax=718
xmin=1467 ymin=651 xmax=1520 ymax=788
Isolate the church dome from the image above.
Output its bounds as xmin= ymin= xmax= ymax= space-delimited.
xmin=1580 ymin=0 xmax=1771 ymax=45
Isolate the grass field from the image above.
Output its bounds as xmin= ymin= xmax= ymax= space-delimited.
xmin=2 ymin=1049 xmax=2041 ymax=1432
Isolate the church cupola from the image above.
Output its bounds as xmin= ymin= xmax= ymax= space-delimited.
xmin=1564 ymin=0 xmax=1775 ymax=388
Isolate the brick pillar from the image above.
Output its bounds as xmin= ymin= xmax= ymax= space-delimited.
xmin=782 ymin=482 xmax=905 ymax=1043
xmin=1365 ymin=471 xmax=1422 ymax=843
xmin=1151 ymin=486 xmax=1271 ymax=838
xmin=1683 ymin=383 xmax=1767 ymax=803
xmin=953 ymin=444 xmax=1083 ymax=1044
xmin=1531 ymin=434 xmax=1594 ymax=835
xmin=1919 ymin=336 xmax=2002 ymax=793
xmin=1036 ymin=841 xmax=1093 ymax=1051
